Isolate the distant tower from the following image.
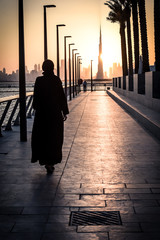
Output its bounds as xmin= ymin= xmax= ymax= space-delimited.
xmin=38 ymin=64 xmax=41 ymax=72
xmin=34 ymin=64 xmax=38 ymax=72
xmin=3 ymin=68 xmax=6 ymax=75
xmin=97 ymin=26 xmax=103 ymax=79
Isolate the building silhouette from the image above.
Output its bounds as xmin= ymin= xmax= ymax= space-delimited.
xmin=96 ymin=27 xmax=103 ymax=79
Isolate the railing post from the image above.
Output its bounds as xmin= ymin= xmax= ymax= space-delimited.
xmin=26 ymin=96 xmax=32 ymax=115
xmin=0 ymin=101 xmax=12 ymax=131
xmin=5 ymin=99 xmax=19 ymax=131
xmin=26 ymin=96 xmax=33 ymax=118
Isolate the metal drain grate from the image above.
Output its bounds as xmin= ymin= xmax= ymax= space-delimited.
xmin=69 ymin=211 xmax=122 ymax=226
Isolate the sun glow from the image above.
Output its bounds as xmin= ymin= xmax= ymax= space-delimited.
xmin=0 ymin=0 xmax=155 ymax=75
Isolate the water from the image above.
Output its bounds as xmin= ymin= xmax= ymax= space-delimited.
xmin=0 ymin=81 xmax=34 ymax=98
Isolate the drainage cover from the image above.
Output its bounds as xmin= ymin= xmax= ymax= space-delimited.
xmin=69 ymin=211 xmax=122 ymax=226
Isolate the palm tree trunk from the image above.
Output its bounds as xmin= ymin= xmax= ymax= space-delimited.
xmin=127 ymin=16 xmax=133 ymax=90
xmin=131 ymin=0 xmax=139 ymax=74
xmin=138 ymin=0 xmax=150 ymax=72
xmin=127 ymin=17 xmax=133 ymax=76
xmin=120 ymin=22 xmax=128 ymax=76
xmin=154 ymin=0 xmax=160 ymax=71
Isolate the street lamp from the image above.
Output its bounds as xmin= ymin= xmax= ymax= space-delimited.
xmin=72 ymin=49 xmax=78 ymax=98
xmin=75 ymin=53 xmax=80 ymax=95
xmin=64 ymin=36 xmax=71 ymax=97
xmin=56 ymin=24 xmax=66 ymax=77
xmin=19 ymin=0 xmax=27 ymax=141
xmin=69 ymin=43 xmax=75 ymax=100
xmin=44 ymin=5 xmax=56 ymax=60
xmin=91 ymin=60 xmax=93 ymax=92
xmin=78 ymin=57 xmax=82 ymax=80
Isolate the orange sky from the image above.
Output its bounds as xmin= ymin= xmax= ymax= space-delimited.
xmin=0 ymin=0 xmax=155 ymax=76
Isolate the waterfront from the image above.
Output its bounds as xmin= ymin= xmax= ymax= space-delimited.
xmin=0 ymin=81 xmax=34 ymax=98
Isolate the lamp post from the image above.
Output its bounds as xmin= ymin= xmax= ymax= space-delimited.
xmin=19 ymin=0 xmax=27 ymax=141
xmin=78 ymin=57 xmax=82 ymax=80
xmin=64 ymin=36 xmax=71 ymax=98
xmin=75 ymin=53 xmax=80 ymax=95
xmin=56 ymin=24 xmax=65 ymax=77
xmin=72 ymin=49 xmax=78 ymax=98
xmin=69 ymin=43 xmax=75 ymax=100
xmin=43 ymin=5 xmax=56 ymax=60
xmin=91 ymin=60 xmax=93 ymax=92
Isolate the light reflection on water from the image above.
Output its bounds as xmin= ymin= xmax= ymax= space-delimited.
xmin=0 ymin=82 xmax=34 ymax=98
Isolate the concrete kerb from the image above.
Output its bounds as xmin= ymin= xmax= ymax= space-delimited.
xmin=107 ymin=90 xmax=160 ymax=141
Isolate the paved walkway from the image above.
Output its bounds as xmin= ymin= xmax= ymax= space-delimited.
xmin=0 ymin=91 xmax=160 ymax=240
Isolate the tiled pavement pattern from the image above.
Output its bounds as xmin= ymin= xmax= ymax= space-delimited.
xmin=0 ymin=91 xmax=160 ymax=240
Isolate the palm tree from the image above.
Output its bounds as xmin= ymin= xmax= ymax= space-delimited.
xmin=154 ymin=0 xmax=160 ymax=71
xmin=104 ymin=0 xmax=128 ymax=76
xmin=131 ymin=0 xmax=139 ymax=74
xmin=138 ymin=0 xmax=150 ymax=72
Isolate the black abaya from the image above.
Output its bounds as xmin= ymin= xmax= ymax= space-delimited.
xmin=31 ymin=72 xmax=69 ymax=165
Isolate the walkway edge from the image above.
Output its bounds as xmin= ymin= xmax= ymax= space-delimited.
xmin=107 ymin=90 xmax=160 ymax=141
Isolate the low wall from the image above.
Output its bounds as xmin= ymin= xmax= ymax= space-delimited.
xmin=113 ymin=72 xmax=160 ymax=112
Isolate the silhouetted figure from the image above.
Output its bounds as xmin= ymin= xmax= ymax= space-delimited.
xmin=78 ymin=78 xmax=83 ymax=92
xmin=31 ymin=59 xmax=69 ymax=174
xmin=83 ymin=80 xmax=87 ymax=91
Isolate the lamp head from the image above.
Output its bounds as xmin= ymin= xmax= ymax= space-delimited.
xmin=65 ymin=36 xmax=72 ymax=38
xmin=44 ymin=5 xmax=56 ymax=8
xmin=57 ymin=24 xmax=66 ymax=27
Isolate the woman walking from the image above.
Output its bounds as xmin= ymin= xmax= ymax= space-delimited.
xmin=31 ymin=59 xmax=69 ymax=174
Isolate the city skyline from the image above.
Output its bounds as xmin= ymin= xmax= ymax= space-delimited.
xmin=0 ymin=0 xmax=155 ymax=77
xmin=0 ymin=60 xmax=123 ymax=81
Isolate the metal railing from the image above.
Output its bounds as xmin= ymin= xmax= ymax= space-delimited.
xmin=0 ymin=92 xmax=33 ymax=136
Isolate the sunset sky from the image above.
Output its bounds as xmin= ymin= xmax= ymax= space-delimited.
xmin=0 ymin=0 xmax=155 ymax=77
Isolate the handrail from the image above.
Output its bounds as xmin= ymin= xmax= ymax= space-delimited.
xmin=0 ymin=92 xmax=33 ymax=104
xmin=0 ymin=92 xmax=34 ymax=136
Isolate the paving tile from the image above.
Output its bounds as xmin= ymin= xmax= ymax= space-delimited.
xmin=77 ymin=223 xmax=141 ymax=233
xmin=42 ymin=232 xmax=109 ymax=240
xmin=44 ymin=223 xmax=76 ymax=232
xmin=126 ymin=184 xmax=160 ymax=189
xmin=52 ymin=200 xmax=106 ymax=207
xmin=134 ymin=206 xmax=160 ymax=214
xmin=79 ymin=207 xmax=135 ymax=214
xmin=22 ymin=207 xmax=51 ymax=215
xmin=12 ymin=223 xmax=45 ymax=232
xmin=81 ymin=194 xmax=130 ymax=201
xmin=0 ymin=207 xmax=23 ymax=215
xmin=140 ymin=223 xmax=160 ymax=232
xmin=1 ymin=232 xmax=42 ymax=240
xmin=104 ymin=188 xmax=151 ymax=194
xmin=0 ymin=222 xmax=14 ymax=232
xmin=109 ymin=232 xmax=160 ymax=240
xmin=0 ymin=215 xmax=48 ymax=223
xmin=48 ymin=214 xmax=70 ymax=223
xmin=129 ymin=193 xmax=160 ymax=200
